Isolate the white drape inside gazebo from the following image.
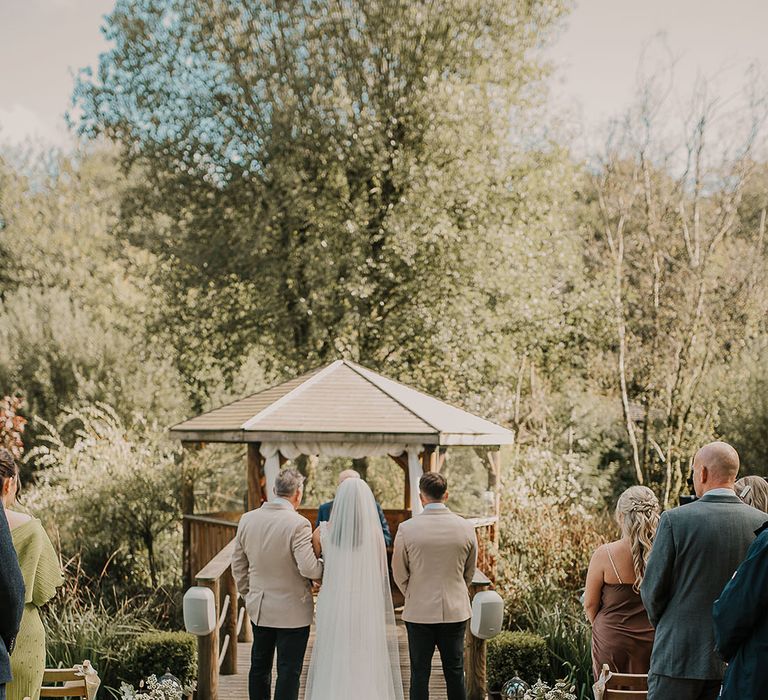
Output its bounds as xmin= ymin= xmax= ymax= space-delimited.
xmin=260 ymin=441 xmax=424 ymax=514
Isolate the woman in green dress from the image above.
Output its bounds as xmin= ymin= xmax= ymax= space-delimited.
xmin=0 ymin=450 xmax=63 ymax=700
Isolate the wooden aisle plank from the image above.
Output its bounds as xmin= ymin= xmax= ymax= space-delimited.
xmin=218 ymin=617 xmax=449 ymax=699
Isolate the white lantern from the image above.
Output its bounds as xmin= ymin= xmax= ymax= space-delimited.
xmin=470 ymin=589 xmax=504 ymax=639
xmin=183 ymin=586 xmax=216 ymax=636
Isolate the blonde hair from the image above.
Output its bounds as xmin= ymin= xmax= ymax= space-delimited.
xmin=615 ymin=485 xmax=660 ymax=592
xmin=735 ymin=476 xmax=768 ymax=513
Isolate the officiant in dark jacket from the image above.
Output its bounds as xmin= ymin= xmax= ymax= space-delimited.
xmin=713 ymin=520 xmax=768 ymax=700
xmin=0 ymin=501 xmax=25 ymax=700
xmin=316 ymin=469 xmax=392 ymax=546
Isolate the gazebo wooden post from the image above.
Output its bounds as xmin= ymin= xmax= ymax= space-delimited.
xmin=247 ymin=443 xmax=266 ymax=510
xmin=389 ymin=454 xmax=411 ymax=510
xmin=240 ymin=443 xmax=264 ymax=645
xmin=485 ymin=449 xmax=502 ymax=538
xmin=181 ymin=441 xmax=200 ymax=591
xmin=421 ymin=445 xmax=437 ymax=472
xmin=474 ymin=449 xmax=502 ymax=583
xmin=435 ymin=447 xmax=446 ymax=473
xmin=404 ymin=466 xmax=411 ymax=510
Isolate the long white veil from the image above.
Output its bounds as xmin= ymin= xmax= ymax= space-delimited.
xmin=305 ymin=478 xmax=404 ymax=700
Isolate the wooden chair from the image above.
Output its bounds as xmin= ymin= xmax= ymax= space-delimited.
xmin=602 ymin=663 xmax=648 ymax=699
xmin=34 ymin=665 xmax=99 ymax=699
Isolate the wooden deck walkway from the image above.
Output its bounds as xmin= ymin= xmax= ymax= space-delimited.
xmin=219 ymin=615 xmax=448 ymax=699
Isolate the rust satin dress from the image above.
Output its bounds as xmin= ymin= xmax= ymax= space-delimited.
xmin=591 ymin=547 xmax=655 ymax=681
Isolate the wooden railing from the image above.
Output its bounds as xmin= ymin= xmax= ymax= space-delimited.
xmin=468 ymin=516 xmax=498 ymax=583
xmin=185 ymin=513 xmax=239 ymax=589
xmin=195 ymin=539 xmax=250 ymax=700
xmin=187 ymin=511 xmax=496 ymax=580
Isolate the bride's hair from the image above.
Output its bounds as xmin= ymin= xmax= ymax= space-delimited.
xmin=328 ymin=478 xmax=376 ymax=550
xmin=615 ymin=485 xmax=660 ymax=592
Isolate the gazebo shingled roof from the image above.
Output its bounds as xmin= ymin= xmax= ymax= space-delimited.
xmin=169 ymin=359 xmax=514 ymax=446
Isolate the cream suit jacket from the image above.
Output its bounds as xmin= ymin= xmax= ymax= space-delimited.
xmin=392 ymin=507 xmax=478 ymax=624
xmin=231 ymin=501 xmax=323 ymax=629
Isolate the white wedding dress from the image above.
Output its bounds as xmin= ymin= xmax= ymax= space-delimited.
xmin=305 ymin=478 xmax=404 ymax=700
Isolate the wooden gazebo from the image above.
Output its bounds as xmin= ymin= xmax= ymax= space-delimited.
xmin=170 ymin=359 xmax=513 ymax=699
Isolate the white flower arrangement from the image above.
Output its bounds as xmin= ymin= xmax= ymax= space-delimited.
xmin=523 ymin=680 xmax=577 ymax=700
xmin=119 ymin=675 xmax=193 ymax=700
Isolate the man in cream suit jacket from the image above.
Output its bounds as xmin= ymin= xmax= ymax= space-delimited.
xmin=232 ymin=468 xmax=323 ymax=700
xmin=393 ymin=472 xmax=478 ymax=700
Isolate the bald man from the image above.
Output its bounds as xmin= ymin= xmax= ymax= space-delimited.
xmin=640 ymin=441 xmax=768 ymax=700
xmin=315 ymin=470 xmax=392 ymax=546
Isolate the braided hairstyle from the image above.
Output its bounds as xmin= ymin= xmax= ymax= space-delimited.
xmin=0 ymin=448 xmax=20 ymax=504
xmin=615 ymin=485 xmax=660 ymax=592
xmin=735 ymin=475 xmax=768 ymax=514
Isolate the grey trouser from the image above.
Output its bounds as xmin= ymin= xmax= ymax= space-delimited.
xmin=647 ymin=673 xmax=721 ymax=700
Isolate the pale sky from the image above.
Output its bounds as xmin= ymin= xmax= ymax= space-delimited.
xmin=1 ymin=0 xmax=767 ymax=149
xmin=0 ymin=0 xmax=113 ymax=148
xmin=547 ymin=0 xmax=768 ymax=131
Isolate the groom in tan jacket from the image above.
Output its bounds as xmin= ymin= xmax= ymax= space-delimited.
xmin=232 ymin=468 xmax=323 ymax=700
xmin=393 ymin=472 xmax=478 ymax=700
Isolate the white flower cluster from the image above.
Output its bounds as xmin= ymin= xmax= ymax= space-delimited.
xmin=119 ymin=675 xmax=190 ymax=700
xmin=523 ymin=679 xmax=577 ymax=700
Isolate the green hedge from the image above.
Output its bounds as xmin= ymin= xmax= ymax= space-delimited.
xmin=121 ymin=631 xmax=197 ymax=687
xmin=487 ymin=631 xmax=550 ymax=691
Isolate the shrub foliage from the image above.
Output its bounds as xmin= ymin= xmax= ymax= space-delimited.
xmin=487 ymin=631 xmax=550 ymax=691
xmin=121 ymin=631 xmax=197 ymax=688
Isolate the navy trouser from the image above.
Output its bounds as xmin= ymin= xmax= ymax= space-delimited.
xmin=0 ymin=682 xmax=6 ymax=700
xmin=647 ymin=673 xmax=721 ymax=700
xmin=249 ymin=623 xmax=310 ymax=700
xmin=406 ymin=620 xmax=467 ymax=700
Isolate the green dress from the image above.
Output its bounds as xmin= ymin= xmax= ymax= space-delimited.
xmin=7 ymin=518 xmax=63 ymax=700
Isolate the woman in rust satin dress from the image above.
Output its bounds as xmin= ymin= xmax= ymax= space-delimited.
xmin=584 ymin=486 xmax=660 ymax=681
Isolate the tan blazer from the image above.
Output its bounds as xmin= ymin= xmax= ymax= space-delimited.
xmin=392 ymin=506 xmax=477 ymax=624
xmin=231 ymin=501 xmax=323 ymax=629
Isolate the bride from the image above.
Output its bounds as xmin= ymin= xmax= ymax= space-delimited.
xmin=306 ymin=477 xmax=404 ymax=700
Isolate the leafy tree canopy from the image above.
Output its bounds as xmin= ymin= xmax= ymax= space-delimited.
xmin=74 ymin=0 xmax=584 ymax=413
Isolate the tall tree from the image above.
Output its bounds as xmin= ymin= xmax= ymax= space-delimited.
xmin=586 ymin=74 xmax=768 ymax=505
xmin=75 ymin=0 xmax=572 ymax=409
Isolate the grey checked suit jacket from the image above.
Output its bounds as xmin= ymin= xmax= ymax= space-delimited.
xmin=640 ymin=492 xmax=767 ymax=680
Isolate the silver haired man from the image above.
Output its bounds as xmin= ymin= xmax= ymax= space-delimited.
xmin=232 ymin=468 xmax=323 ymax=700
